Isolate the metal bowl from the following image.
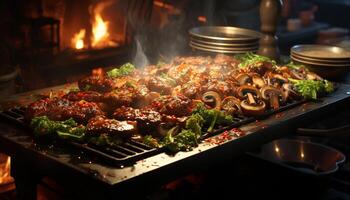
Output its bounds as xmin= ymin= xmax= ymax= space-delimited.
xmin=291 ymin=45 xmax=350 ymax=60
xmin=189 ymin=26 xmax=262 ymax=42
xmin=248 ymin=139 xmax=345 ymax=176
xmin=291 ymin=55 xmax=349 ymax=79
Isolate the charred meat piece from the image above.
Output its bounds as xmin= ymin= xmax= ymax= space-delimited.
xmin=78 ymin=76 xmax=115 ymax=93
xmin=180 ymin=81 xmax=202 ymax=99
xmin=63 ymin=91 xmax=102 ymax=102
xmin=102 ymin=85 xmax=143 ymax=110
xmin=86 ymin=116 xmax=136 ymax=138
xmin=25 ymin=98 xmax=105 ymax=123
xmin=113 ymin=106 xmax=163 ymax=134
xmin=151 ymin=95 xmax=192 ymax=117
xmin=147 ymin=76 xmax=174 ymax=95
xmin=203 ymin=79 xmax=237 ymax=97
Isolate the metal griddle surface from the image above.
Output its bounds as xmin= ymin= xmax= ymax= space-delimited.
xmin=0 ymin=83 xmax=350 ymax=191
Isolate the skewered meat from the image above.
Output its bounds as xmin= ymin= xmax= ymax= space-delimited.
xmin=25 ymin=98 xmax=105 ymax=123
xmin=78 ymin=76 xmax=115 ymax=93
xmin=86 ymin=116 xmax=136 ymax=138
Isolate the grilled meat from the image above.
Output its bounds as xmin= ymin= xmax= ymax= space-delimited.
xmin=113 ymin=106 xmax=163 ymax=134
xmin=78 ymin=76 xmax=115 ymax=93
xmin=25 ymin=98 xmax=104 ymax=123
xmin=63 ymin=91 xmax=102 ymax=102
xmin=86 ymin=116 xmax=136 ymax=138
xmin=102 ymin=84 xmax=143 ymax=110
xmin=147 ymin=76 xmax=174 ymax=95
xmin=151 ymin=95 xmax=193 ymax=117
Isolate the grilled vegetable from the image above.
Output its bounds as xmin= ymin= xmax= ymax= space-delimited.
xmin=31 ymin=116 xmax=79 ymax=137
xmin=107 ymin=63 xmax=135 ymax=78
xmin=289 ymin=79 xmax=334 ymax=100
xmin=235 ymin=52 xmax=276 ymax=68
xmin=143 ymin=135 xmax=160 ymax=148
xmin=163 ymin=129 xmax=198 ymax=153
xmin=185 ymin=113 xmax=204 ymax=136
xmin=192 ymin=103 xmax=234 ymax=132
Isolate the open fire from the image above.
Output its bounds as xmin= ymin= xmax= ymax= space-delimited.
xmin=71 ymin=1 xmax=119 ymax=50
xmin=0 ymin=154 xmax=13 ymax=185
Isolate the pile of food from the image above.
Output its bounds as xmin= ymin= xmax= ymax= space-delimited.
xmin=25 ymin=53 xmax=334 ymax=153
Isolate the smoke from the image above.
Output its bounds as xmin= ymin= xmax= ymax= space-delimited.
xmin=129 ymin=1 xmax=189 ymax=67
xmin=132 ymin=35 xmax=149 ymax=68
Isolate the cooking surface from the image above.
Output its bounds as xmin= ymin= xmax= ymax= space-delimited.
xmin=0 ymin=83 xmax=350 ymax=190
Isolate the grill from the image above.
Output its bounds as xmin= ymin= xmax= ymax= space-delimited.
xmin=0 ymin=100 xmax=303 ymax=166
xmin=0 ymin=83 xmax=349 ymax=199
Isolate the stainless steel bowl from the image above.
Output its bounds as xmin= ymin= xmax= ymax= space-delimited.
xmin=248 ymin=139 xmax=345 ymax=175
xmin=189 ymin=26 xmax=262 ymax=42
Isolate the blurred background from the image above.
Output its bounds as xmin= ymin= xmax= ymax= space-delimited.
xmin=0 ymin=0 xmax=349 ymax=97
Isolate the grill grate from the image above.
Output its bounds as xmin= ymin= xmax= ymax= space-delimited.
xmin=0 ymin=101 xmax=303 ymax=165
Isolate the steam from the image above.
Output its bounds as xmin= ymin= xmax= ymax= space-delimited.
xmin=132 ymin=35 xmax=149 ymax=68
xmin=129 ymin=2 xmax=188 ymax=68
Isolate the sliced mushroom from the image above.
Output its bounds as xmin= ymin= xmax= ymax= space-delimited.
xmin=202 ymin=91 xmax=222 ymax=110
xmin=222 ymin=96 xmax=242 ymax=115
xmin=260 ymin=86 xmax=286 ymax=110
xmin=240 ymin=97 xmax=266 ymax=116
xmin=236 ymin=85 xmax=261 ymax=100
xmin=270 ymin=73 xmax=288 ymax=87
xmin=235 ymin=73 xmax=252 ymax=85
xmin=251 ymin=74 xmax=266 ymax=88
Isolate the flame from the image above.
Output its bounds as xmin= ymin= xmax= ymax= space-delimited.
xmin=72 ymin=29 xmax=86 ymax=50
xmin=91 ymin=14 xmax=109 ymax=48
xmin=0 ymin=156 xmax=13 ymax=185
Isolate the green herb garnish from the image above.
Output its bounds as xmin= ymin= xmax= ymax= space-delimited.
xmin=289 ymin=78 xmax=334 ymax=100
xmin=107 ymin=63 xmax=135 ymax=78
xmin=235 ymin=52 xmax=277 ymax=68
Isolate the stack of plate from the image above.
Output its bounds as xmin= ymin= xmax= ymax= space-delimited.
xmin=189 ymin=26 xmax=261 ymax=54
xmin=290 ymin=45 xmax=350 ymax=79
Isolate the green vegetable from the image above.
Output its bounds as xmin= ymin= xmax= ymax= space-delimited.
xmin=163 ymin=129 xmax=198 ymax=153
xmin=159 ymin=73 xmax=177 ymax=86
xmin=235 ymin=52 xmax=276 ymax=68
xmin=185 ymin=113 xmax=204 ymax=137
xmin=30 ymin=116 xmax=78 ymax=137
xmin=192 ymin=103 xmax=234 ymax=132
xmin=56 ymin=125 xmax=86 ymax=142
xmin=143 ymin=135 xmax=160 ymax=148
xmin=107 ymin=63 xmax=135 ymax=78
xmin=285 ymin=62 xmax=305 ymax=70
xmin=289 ymin=78 xmax=334 ymax=100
